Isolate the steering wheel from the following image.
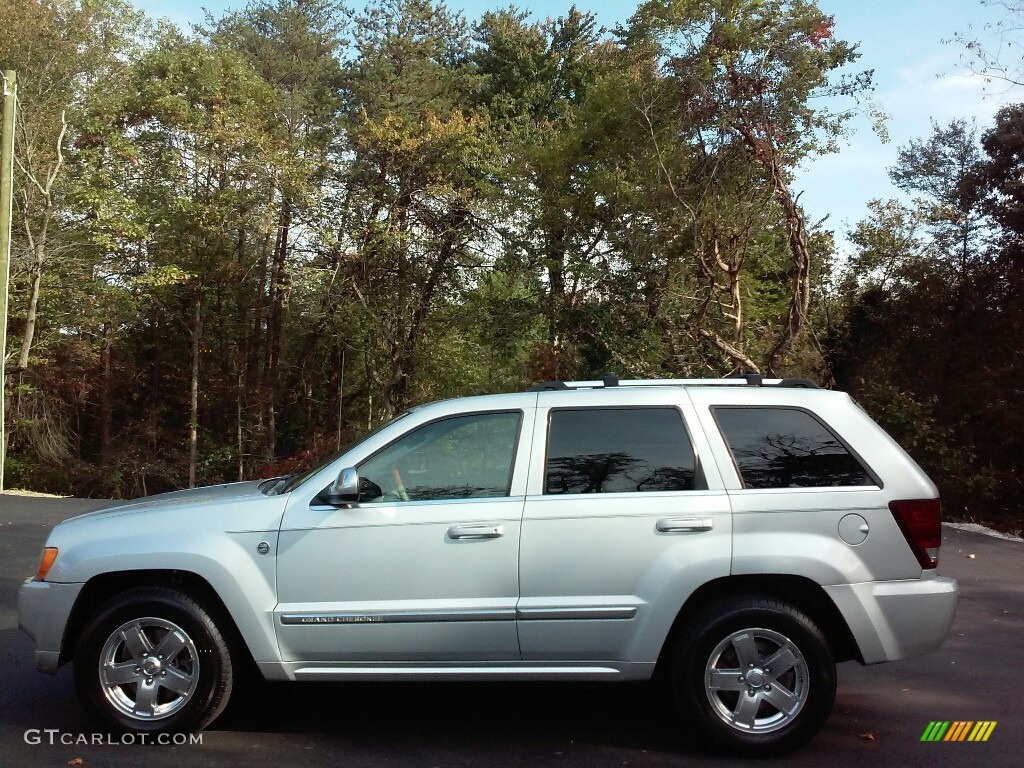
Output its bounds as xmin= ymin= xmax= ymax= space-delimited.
xmin=390 ymin=466 xmax=410 ymax=502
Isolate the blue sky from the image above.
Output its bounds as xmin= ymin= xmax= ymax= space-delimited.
xmin=136 ymin=0 xmax=1020 ymax=250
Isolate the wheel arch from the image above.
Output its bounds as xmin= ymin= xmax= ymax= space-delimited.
xmin=655 ymin=574 xmax=863 ymax=676
xmin=59 ymin=569 xmax=257 ymax=676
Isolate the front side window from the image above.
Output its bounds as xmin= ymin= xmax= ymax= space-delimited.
xmin=714 ymin=407 xmax=874 ymax=489
xmin=544 ymin=408 xmax=696 ymax=494
xmin=357 ymin=411 xmax=521 ymax=502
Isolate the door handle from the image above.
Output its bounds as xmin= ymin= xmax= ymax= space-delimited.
xmin=447 ymin=524 xmax=504 ymax=540
xmin=656 ymin=517 xmax=714 ymax=533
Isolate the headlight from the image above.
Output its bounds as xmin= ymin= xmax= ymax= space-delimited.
xmin=35 ymin=547 xmax=58 ymax=581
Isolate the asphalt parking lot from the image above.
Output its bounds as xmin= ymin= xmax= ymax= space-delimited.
xmin=0 ymin=493 xmax=1021 ymax=767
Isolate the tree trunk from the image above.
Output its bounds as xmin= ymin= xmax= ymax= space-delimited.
xmin=17 ymin=217 xmax=48 ymax=370
xmin=383 ymin=206 xmax=467 ymax=416
xmin=327 ymin=344 xmax=341 ymax=448
xmin=265 ymin=201 xmax=291 ymax=460
xmin=336 ymin=347 xmax=345 ymax=451
xmin=544 ymin=216 xmax=568 ymax=380
xmin=765 ymin=169 xmax=812 ymax=376
xmin=249 ymin=204 xmax=274 ymax=450
xmin=236 ymin=366 xmax=244 ymax=482
xmin=15 ymin=109 xmax=65 ymax=371
xmin=729 ymin=266 xmax=743 ymax=348
xmin=732 ymin=124 xmax=813 ymax=376
xmin=188 ymin=289 xmax=203 ymax=488
xmin=147 ymin=301 xmax=162 ymax=459
xmin=711 ymin=235 xmax=747 ymax=368
xmin=98 ymin=322 xmax=113 ymax=466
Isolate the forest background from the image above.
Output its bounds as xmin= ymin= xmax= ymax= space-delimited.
xmin=3 ymin=0 xmax=1024 ymax=532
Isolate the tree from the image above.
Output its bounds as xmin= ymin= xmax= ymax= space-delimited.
xmin=0 ymin=0 xmax=915 ymax=505
xmin=0 ymin=0 xmax=142 ymax=480
xmin=953 ymin=0 xmax=1024 ymax=88
xmin=336 ymin=0 xmax=494 ymax=418
xmin=828 ymin=116 xmax=1024 ymax=526
xmin=0 ymin=0 xmax=141 ymax=373
xmin=845 ymin=199 xmax=925 ymax=293
xmin=473 ymin=7 xmax=616 ymax=380
xmin=70 ymin=29 xmax=283 ymax=487
xmin=890 ymin=119 xmax=990 ymax=277
xmin=980 ymin=103 xmax=1024 ymax=243
xmin=211 ymin=0 xmax=348 ymax=460
xmin=617 ymin=0 xmax=870 ymax=374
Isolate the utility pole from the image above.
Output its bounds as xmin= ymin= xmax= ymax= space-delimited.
xmin=0 ymin=71 xmax=17 ymax=492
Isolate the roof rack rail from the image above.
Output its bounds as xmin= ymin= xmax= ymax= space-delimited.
xmin=727 ymin=372 xmax=763 ymax=386
xmin=529 ymin=373 xmax=619 ymax=391
xmin=528 ymin=374 xmax=820 ymax=391
xmin=776 ymin=377 xmax=820 ymax=389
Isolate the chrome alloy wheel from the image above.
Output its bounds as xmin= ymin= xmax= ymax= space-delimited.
xmin=98 ymin=617 xmax=200 ymax=721
xmin=704 ymin=627 xmax=809 ymax=734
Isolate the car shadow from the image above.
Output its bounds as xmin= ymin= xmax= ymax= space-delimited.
xmin=216 ymin=677 xmax=697 ymax=754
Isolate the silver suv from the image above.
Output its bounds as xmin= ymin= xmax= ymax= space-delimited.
xmin=18 ymin=376 xmax=958 ymax=755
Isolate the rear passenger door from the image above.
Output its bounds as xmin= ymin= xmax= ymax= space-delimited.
xmin=517 ymin=388 xmax=732 ymax=666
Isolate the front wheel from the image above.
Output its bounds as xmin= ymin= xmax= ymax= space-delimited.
xmin=670 ymin=598 xmax=836 ymax=757
xmin=74 ymin=587 xmax=234 ymax=734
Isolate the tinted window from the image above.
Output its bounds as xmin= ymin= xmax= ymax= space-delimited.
xmin=545 ymin=408 xmax=695 ymax=494
xmin=358 ymin=411 xmax=521 ymax=502
xmin=714 ymin=407 xmax=874 ymax=488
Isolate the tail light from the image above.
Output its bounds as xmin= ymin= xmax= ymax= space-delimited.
xmin=889 ymin=499 xmax=942 ymax=569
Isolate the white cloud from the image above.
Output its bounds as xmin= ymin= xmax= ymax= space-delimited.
xmin=795 ymin=40 xmax=1024 ymax=255
xmin=883 ymin=50 xmax=1017 ymax=130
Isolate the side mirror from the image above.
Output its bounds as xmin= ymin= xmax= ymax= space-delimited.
xmin=321 ymin=467 xmax=361 ymax=506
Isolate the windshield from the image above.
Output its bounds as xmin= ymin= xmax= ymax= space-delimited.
xmin=277 ymin=411 xmax=412 ymax=494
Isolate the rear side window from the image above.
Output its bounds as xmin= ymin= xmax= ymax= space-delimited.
xmin=714 ymin=407 xmax=874 ymax=489
xmin=545 ymin=408 xmax=696 ymax=494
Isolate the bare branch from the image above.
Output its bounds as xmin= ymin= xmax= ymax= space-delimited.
xmin=13 ymin=154 xmax=47 ymax=199
xmin=45 ymin=110 xmax=67 ymax=192
xmin=697 ymin=327 xmax=761 ymax=372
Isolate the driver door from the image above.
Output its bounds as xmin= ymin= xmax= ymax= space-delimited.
xmin=275 ymin=408 xmax=531 ymax=663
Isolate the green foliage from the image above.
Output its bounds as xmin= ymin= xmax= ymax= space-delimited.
xmin=980 ymin=104 xmax=1024 ymax=239
xmin=852 ymin=382 xmax=998 ymax=522
xmin=2 ymin=0 xmax=900 ymax=505
xmin=831 ymin=113 xmax=1024 ymax=529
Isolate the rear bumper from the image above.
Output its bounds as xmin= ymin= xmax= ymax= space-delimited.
xmin=17 ymin=578 xmax=85 ymax=673
xmin=824 ymin=572 xmax=958 ymax=664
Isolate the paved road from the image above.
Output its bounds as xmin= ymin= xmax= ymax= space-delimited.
xmin=0 ymin=493 xmax=1021 ymax=767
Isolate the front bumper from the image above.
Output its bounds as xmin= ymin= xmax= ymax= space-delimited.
xmin=17 ymin=579 xmax=85 ymax=673
xmin=824 ymin=571 xmax=958 ymax=664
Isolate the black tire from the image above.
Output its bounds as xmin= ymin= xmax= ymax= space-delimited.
xmin=670 ymin=598 xmax=836 ymax=757
xmin=73 ymin=586 xmax=234 ymax=734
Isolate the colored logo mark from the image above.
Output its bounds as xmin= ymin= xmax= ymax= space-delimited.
xmin=921 ymin=721 xmax=997 ymax=742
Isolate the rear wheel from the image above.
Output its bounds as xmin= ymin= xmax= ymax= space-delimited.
xmin=74 ymin=587 xmax=233 ymax=733
xmin=670 ymin=598 xmax=836 ymax=756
